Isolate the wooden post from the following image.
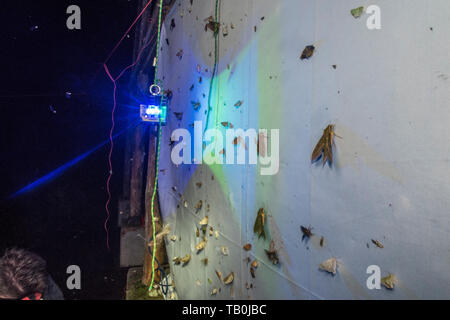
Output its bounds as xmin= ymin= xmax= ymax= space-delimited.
xmin=129 ymin=125 xmax=145 ymax=220
xmin=142 ymin=126 xmax=167 ymax=286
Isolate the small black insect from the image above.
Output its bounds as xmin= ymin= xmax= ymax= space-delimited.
xmin=300 ymin=225 xmax=313 ymax=241
xmin=173 ymin=112 xmax=183 ymax=120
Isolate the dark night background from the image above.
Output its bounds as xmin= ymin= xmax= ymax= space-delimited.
xmin=0 ymin=1 xmax=143 ymax=299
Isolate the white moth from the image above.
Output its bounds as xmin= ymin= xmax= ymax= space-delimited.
xmin=319 ymin=257 xmax=337 ymax=275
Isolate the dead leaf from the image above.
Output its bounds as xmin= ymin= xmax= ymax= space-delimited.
xmin=251 ymin=260 xmax=259 ymax=269
xmin=234 ymin=100 xmax=243 ymax=108
xmin=250 ymin=267 xmax=255 ymax=278
xmin=319 ymin=257 xmax=337 ymax=275
xmin=243 ymin=243 xmax=252 ymax=251
xmin=320 ymin=236 xmax=325 ymax=247
xmin=196 ymin=227 xmax=199 ymax=237
xmin=196 ymin=182 xmax=202 ymax=188
xmin=170 ymin=235 xmax=178 ymax=242
xmin=224 ymin=272 xmax=234 ymax=285
xmin=201 ymin=258 xmax=208 ymax=265
xmin=211 ymin=288 xmax=218 ymax=295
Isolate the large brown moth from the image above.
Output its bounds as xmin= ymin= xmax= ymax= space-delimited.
xmin=253 ymin=208 xmax=266 ymax=239
xmin=311 ymin=124 xmax=340 ymax=165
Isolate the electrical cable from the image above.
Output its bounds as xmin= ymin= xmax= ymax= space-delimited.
xmin=103 ymin=3 xmax=156 ymax=251
xmin=146 ymin=237 xmax=169 ymax=296
xmin=104 ymin=0 xmax=154 ymax=66
xmin=203 ymin=0 xmax=220 ymax=135
xmin=148 ymin=0 xmax=164 ymax=293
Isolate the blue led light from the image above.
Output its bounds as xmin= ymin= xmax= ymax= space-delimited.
xmin=140 ymin=103 xmax=167 ymax=125
xmin=145 ymin=106 xmax=162 ymax=115
xmin=139 ymin=84 xmax=167 ymax=125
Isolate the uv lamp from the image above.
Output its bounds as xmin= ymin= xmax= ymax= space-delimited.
xmin=140 ymin=84 xmax=167 ymax=125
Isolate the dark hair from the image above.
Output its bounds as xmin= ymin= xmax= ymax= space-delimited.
xmin=0 ymin=248 xmax=48 ymax=299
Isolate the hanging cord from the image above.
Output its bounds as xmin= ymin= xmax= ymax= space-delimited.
xmin=203 ymin=0 xmax=220 ymax=135
xmin=147 ymin=236 xmax=169 ymax=296
xmin=148 ymin=0 xmax=164 ymax=293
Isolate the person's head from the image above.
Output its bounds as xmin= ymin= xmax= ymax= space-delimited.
xmin=0 ymin=248 xmax=48 ymax=300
